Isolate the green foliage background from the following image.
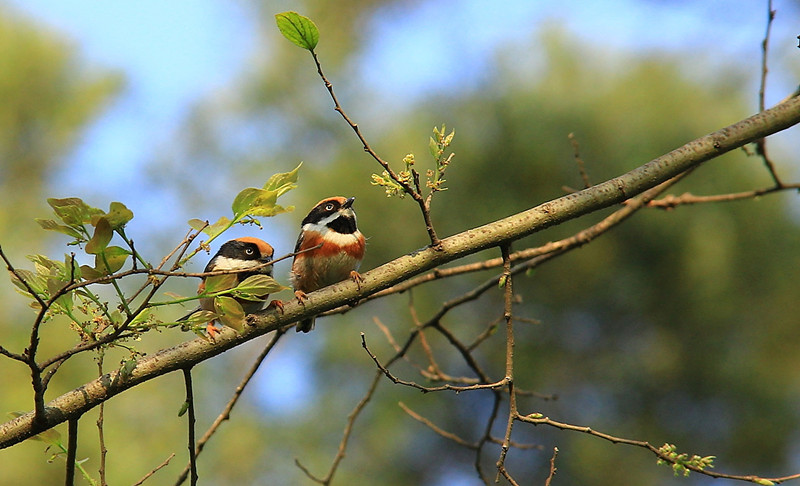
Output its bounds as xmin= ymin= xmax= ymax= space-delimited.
xmin=1 ymin=1 xmax=799 ymax=485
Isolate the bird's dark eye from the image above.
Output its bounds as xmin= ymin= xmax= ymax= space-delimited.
xmin=245 ymin=248 xmax=255 ymax=256
xmin=325 ymin=203 xmax=335 ymax=211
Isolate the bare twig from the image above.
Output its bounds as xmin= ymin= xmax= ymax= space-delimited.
xmin=519 ymin=414 xmax=800 ymax=484
xmin=755 ymin=0 xmax=784 ymax=187
xmin=174 ymin=330 xmax=286 ymax=486
xmin=182 ymin=368 xmax=198 ymax=486
xmin=495 ymin=243 xmax=517 ymax=483
xmin=65 ymin=418 xmax=78 ymax=486
xmin=132 ymin=453 xmax=176 ymax=486
xmin=647 ymin=183 xmax=800 ymax=209
xmin=296 ymin=364 xmax=384 ymax=485
xmin=569 ymin=132 xmax=591 ymax=188
xmin=96 ymin=352 xmax=108 ymax=486
xmin=361 ymin=332 xmax=508 ymax=393
xmin=308 ymin=49 xmax=441 ymax=247
xmin=545 ymin=447 xmax=558 ymax=486
xmin=399 ymin=402 xmax=475 ymax=448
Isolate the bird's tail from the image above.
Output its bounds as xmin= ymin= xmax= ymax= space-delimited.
xmin=296 ymin=317 xmax=315 ymax=333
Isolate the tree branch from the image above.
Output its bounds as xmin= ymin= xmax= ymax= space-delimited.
xmin=2 ymin=94 xmax=799 ymax=448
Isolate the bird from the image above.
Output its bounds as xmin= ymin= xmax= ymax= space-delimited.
xmin=291 ymin=196 xmax=365 ymax=332
xmin=187 ymin=237 xmax=275 ymax=338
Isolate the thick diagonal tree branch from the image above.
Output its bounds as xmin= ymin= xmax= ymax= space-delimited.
xmin=1 ymin=94 xmax=799 ymax=449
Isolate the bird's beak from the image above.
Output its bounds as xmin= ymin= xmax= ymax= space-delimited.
xmin=342 ymin=197 xmax=356 ymax=209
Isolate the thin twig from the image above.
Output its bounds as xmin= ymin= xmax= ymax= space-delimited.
xmin=519 ymin=414 xmax=800 ymax=484
xmin=308 ymin=49 xmax=440 ymax=246
xmin=132 ymin=453 xmax=176 ymax=486
xmin=174 ymin=330 xmax=286 ymax=485
xmin=544 ymin=447 xmax=558 ymax=486
xmin=361 ymin=333 xmax=508 ymax=393
xmin=297 ymin=365 xmax=384 ymax=485
xmin=65 ymin=418 xmax=78 ymax=486
xmin=647 ymin=183 xmax=800 ymax=209
xmin=495 ymin=243 xmax=517 ymax=483
xmin=182 ymin=368 xmax=198 ymax=486
xmin=96 ymin=352 xmax=108 ymax=486
xmin=568 ymin=132 xmax=591 ymax=188
xmin=756 ymin=0 xmax=784 ymax=187
xmin=398 ymin=402 xmax=476 ymax=448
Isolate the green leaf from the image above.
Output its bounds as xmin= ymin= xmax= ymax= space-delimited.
xmin=80 ymin=265 xmax=104 ymax=281
xmin=35 ymin=219 xmax=84 ymax=240
xmin=98 ymin=246 xmax=131 ymax=274
xmin=232 ymin=187 xmax=277 ymax=217
xmin=214 ymin=296 xmax=245 ymax=332
xmin=203 ymin=274 xmax=239 ymax=294
xmin=188 ymin=218 xmax=209 ymax=232
xmin=182 ymin=310 xmax=219 ymax=324
xmin=47 ymin=197 xmax=103 ymax=227
xmin=100 ymin=201 xmax=134 ymax=230
xmin=198 ymin=216 xmax=232 ymax=237
xmin=263 ymin=162 xmax=301 ymax=195
xmin=85 ymin=218 xmax=113 ymax=255
xmin=429 ymin=136 xmax=440 ymax=158
xmin=46 ymin=278 xmax=72 ymax=313
xmin=8 ymin=269 xmax=45 ymax=296
xmin=275 ymin=12 xmax=319 ymax=50
xmin=232 ymin=274 xmax=287 ymax=299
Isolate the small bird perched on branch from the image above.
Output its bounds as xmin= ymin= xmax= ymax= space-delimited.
xmin=291 ymin=196 xmax=365 ymax=332
xmin=184 ymin=237 xmax=275 ymax=338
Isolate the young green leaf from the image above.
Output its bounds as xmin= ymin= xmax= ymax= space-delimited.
xmin=100 ymin=201 xmax=134 ymax=230
xmin=8 ymin=269 xmax=45 ymax=297
xmin=232 ymin=187 xmax=278 ymax=218
xmin=79 ymin=265 xmax=103 ymax=281
xmin=232 ymin=274 xmax=287 ymax=299
xmin=97 ymin=246 xmax=131 ymax=274
xmin=275 ymin=12 xmax=319 ymax=50
xmin=263 ymin=162 xmax=301 ymax=194
xmin=35 ymin=219 xmax=84 ymax=240
xmin=203 ymin=274 xmax=239 ymax=294
xmin=182 ymin=310 xmax=219 ymax=324
xmin=188 ymin=218 xmax=209 ymax=232
xmin=214 ymin=296 xmax=245 ymax=332
xmin=85 ymin=218 xmax=113 ymax=255
xmin=47 ymin=197 xmax=94 ymax=226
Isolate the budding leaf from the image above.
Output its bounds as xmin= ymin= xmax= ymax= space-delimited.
xmin=177 ymin=401 xmax=190 ymax=417
xmin=275 ymin=11 xmax=319 ymax=50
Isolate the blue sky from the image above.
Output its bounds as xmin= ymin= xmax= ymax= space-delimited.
xmin=6 ymin=0 xmax=795 ymax=209
xmin=4 ymin=0 xmax=798 ymax=414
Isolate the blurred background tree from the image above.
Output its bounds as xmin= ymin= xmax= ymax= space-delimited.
xmin=1 ymin=1 xmax=799 ymax=485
